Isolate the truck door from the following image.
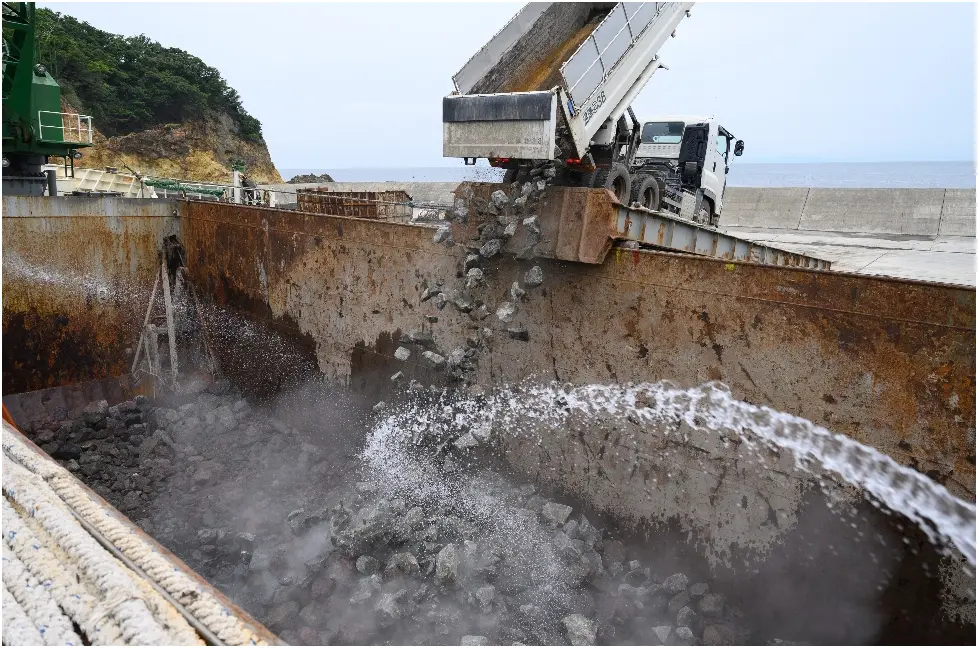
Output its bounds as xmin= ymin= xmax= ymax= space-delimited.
xmin=702 ymin=125 xmax=731 ymax=211
xmin=677 ymin=123 xmax=709 ymax=191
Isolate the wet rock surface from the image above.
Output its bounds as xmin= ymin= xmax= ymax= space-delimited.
xmin=30 ymin=382 xmax=755 ymax=645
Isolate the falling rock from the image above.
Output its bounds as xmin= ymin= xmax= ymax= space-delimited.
xmin=470 ymin=305 xmax=490 ymax=321
xmin=503 ymin=221 xmax=518 ymax=238
xmin=384 ymin=552 xmax=420 ymax=578
xmin=676 ymin=605 xmax=700 ymax=630
xmin=349 ymin=575 xmax=382 ymax=604
xmin=542 ymin=502 xmax=573 ymax=525
xmin=371 ymin=401 xmax=386 ymax=413
xmin=524 ymin=265 xmax=544 ymax=287
xmin=536 ymin=179 xmax=548 ymax=192
xmin=390 ymin=371 xmax=403 ymax=382
xmin=510 ymin=281 xmax=526 ymax=301
xmin=356 ymin=555 xmax=381 ymax=575
xmin=688 ymin=582 xmax=710 ymax=598
xmin=490 ymin=190 xmax=509 ymax=210
xmin=663 ymin=572 xmax=689 ymax=594
xmin=461 ymin=636 xmax=489 ymax=646
xmin=475 ymin=585 xmax=495 ymax=610
xmin=652 ymin=626 xmax=673 ymax=645
xmin=423 ymin=351 xmax=447 ymax=369
xmin=674 ymin=626 xmax=695 ymax=646
xmin=446 ymin=346 xmax=468 ymax=369
xmin=668 ymin=592 xmax=691 ymax=617
xmin=435 ymin=544 xmax=460 ymax=585
xmin=513 ymin=195 xmax=528 ymax=211
xmin=480 ymin=239 xmax=502 ymax=258
xmin=466 ymin=267 xmax=485 ymax=288
xmin=521 ymin=182 xmax=533 ymax=197
xmin=496 ymin=301 xmax=517 ymax=323
xmin=522 ymin=215 xmax=541 ymax=234
xmin=453 ymin=433 xmax=479 ymax=450
xmin=375 ymin=588 xmax=408 ymax=627
xmin=434 ymin=292 xmax=449 ymax=310
xmin=394 ymin=346 xmax=411 ymax=361
xmin=543 ymin=167 xmax=556 ymax=179
xmin=698 ymin=593 xmax=725 ymax=619
xmin=562 ymin=614 xmax=597 ymax=646
xmin=452 ymin=292 xmax=474 ymax=313
xmin=433 ymin=225 xmax=453 ymax=245
xmin=464 ymin=253 xmax=481 ymax=270
xmin=420 ymin=285 xmax=438 ymax=301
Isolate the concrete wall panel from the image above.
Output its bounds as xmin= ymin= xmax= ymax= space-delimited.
xmin=720 ymin=187 xmax=809 ymax=229
xmin=797 ymin=188 xmax=946 ymax=235
xmin=939 ymin=189 xmax=978 ymax=237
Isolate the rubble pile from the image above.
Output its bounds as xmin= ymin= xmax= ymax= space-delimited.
xmin=28 ymin=383 xmax=752 ymax=646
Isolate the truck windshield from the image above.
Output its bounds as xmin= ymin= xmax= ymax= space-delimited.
xmin=642 ymin=121 xmax=684 ymax=144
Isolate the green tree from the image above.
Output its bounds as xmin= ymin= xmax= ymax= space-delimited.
xmin=33 ymin=8 xmax=264 ymax=142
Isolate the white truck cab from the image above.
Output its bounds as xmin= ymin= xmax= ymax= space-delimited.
xmin=630 ymin=116 xmax=744 ymax=226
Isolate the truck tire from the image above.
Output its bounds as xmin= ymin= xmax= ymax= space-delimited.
xmin=591 ymin=162 xmax=631 ymax=204
xmin=630 ymin=175 xmax=661 ymax=211
xmin=696 ymin=197 xmax=715 ymax=226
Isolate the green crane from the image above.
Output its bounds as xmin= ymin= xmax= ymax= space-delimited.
xmin=2 ymin=1 xmax=91 ymax=195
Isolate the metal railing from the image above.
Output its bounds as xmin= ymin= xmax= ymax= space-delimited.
xmin=561 ymin=2 xmax=666 ymax=106
xmin=37 ymin=111 xmax=93 ymax=144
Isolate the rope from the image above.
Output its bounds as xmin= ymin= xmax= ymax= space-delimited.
xmin=3 ymin=498 xmax=127 ymax=644
xmin=2 ymin=586 xmax=46 ymax=646
xmin=2 ymin=426 xmax=267 ymax=646
xmin=1 ymin=544 xmax=84 ymax=645
xmin=2 ymin=457 xmax=179 ymax=645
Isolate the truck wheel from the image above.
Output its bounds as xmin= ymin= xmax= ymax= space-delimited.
xmin=630 ymin=175 xmax=661 ymax=211
xmin=591 ymin=162 xmax=631 ymax=204
xmin=696 ymin=197 xmax=715 ymax=226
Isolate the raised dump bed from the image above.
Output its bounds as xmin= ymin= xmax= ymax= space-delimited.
xmin=2 ymin=192 xmax=975 ymax=644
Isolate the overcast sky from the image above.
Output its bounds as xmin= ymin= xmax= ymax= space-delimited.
xmin=42 ymin=2 xmax=975 ymax=168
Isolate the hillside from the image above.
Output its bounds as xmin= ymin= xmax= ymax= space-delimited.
xmin=36 ymin=8 xmax=281 ymax=183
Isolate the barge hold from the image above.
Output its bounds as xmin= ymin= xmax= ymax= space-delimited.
xmin=3 ymin=1 xmax=976 ymax=645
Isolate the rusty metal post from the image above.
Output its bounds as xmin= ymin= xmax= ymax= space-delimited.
xmin=160 ymin=261 xmax=179 ymax=384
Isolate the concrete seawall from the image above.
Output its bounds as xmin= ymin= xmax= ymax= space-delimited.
xmin=263 ymin=182 xmax=977 ymax=236
xmin=721 ymin=187 xmax=976 ymax=236
xmin=720 ymin=187 xmax=976 ymax=286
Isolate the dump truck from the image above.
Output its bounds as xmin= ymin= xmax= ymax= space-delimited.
xmin=630 ymin=115 xmax=744 ymax=226
xmin=442 ymin=2 xmax=744 ymax=226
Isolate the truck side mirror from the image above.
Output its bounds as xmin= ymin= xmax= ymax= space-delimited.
xmin=734 ymin=140 xmax=745 ymax=156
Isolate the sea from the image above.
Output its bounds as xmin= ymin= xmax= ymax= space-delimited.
xmin=280 ymin=161 xmax=975 ymax=189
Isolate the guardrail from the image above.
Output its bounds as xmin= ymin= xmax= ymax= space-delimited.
xmin=37 ymin=111 xmax=93 ymax=145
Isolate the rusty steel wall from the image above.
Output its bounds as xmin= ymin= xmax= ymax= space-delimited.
xmin=2 ymin=196 xmax=179 ymax=394
xmin=296 ymin=189 xmax=413 ymax=220
xmin=181 ymin=201 xmax=976 ymax=502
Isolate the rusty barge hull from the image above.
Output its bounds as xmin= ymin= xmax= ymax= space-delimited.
xmin=3 ymin=193 xmax=975 ymax=503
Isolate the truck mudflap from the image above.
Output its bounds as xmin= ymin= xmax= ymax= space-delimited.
xmin=451 ymin=183 xmax=832 ymax=269
xmin=443 ymin=92 xmax=558 ymax=160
